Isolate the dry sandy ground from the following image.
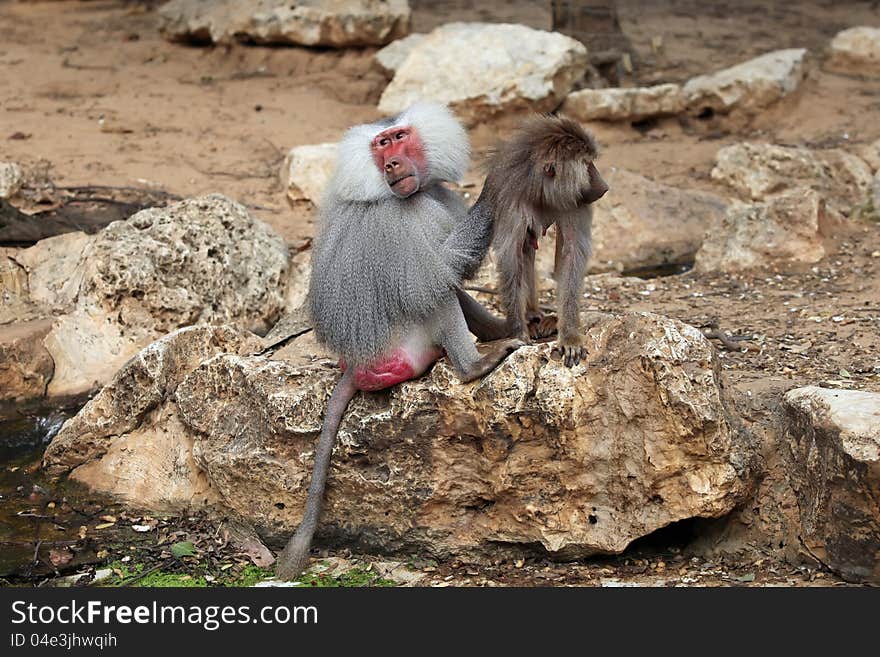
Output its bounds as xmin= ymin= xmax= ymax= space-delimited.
xmin=1 ymin=0 xmax=879 ymax=585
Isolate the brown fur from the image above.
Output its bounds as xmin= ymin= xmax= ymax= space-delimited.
xmin=482 ymin=115 xmax=608 ymax=367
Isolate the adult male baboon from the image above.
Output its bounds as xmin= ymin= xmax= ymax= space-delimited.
xmin=275 ymin=103 xmax=521 ymax=580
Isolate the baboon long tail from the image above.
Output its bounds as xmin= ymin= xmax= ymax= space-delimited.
xmin=275 ymin=368 xmax=357 ymax=581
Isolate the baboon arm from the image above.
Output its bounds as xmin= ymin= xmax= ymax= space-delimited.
xmin=456 ymin=288 xmax=511 ymax=341
xmin=440 ymin=196 xmax=494 ymax=281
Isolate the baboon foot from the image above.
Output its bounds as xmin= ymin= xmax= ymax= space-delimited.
xmin=459 ymin=338 xmax=525 ymax=382
xmin=555 ymin=339 xmax=588 ymax=368
xmin=527 ymin=311 xmax=558 ymax=340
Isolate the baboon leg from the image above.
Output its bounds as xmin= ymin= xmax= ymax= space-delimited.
xmin=456 ymin=288 xmax=511 ymax=341
xmin=432 ymin=296 xmax=523 ymax=383
xmin=554 ymin=211 xmax=592 ymax=368
xmin=497 ymin=227 xmax=532 ymax=342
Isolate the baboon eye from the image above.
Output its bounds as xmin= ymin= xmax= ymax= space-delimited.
xmin=395 ymin=131 xmax=406 ymax=140
xmin=379 ymin=138 xmax=390 ymax=147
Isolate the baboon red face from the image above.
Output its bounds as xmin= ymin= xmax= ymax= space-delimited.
xmin=371 ymin=126 xmax=428 ymax=199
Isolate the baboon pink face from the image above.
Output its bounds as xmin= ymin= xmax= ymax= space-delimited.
xmin=371 ymin=126 xmax=428 ymax=198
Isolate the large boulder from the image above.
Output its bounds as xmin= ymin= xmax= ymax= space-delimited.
xmin=827 ymin=27 xmax=880 ymax=76
xmin=783 ymin=386 xmax=880 ymax=584
xmin=44 ymin=312 xmax=752 ymax=560
xmin=711 ymin=142 xmax=874 ymax=213
xmin=378 ymin=23 xmax=588 ymax=125
xmin=374 ymin=32 xmax=424 ymax=75
xmin=695 ymin=188 xmax=843 ymax=273
xmin=0 ymin=195 xmax=289 ymax=417
xmin=280 ymin=143 xmax=338 ymax=207
xmin=586 ymin=169 xmax=729 ymax=273
xmin=683 ymin=49 xmax=807 ymax=115
xmin=158 ymin=0 xmax=410 ymax=47
xmin=562 ymin=84 xmax=685 ymax=122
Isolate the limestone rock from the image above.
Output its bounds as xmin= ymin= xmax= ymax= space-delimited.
xmin=711 ymin=142 xmax=873 ymax=213
xmin=81 ymin=194 xmax=289 ymax=336
xmin=827 ymin=27 xmax=880 ymax=76
xmin=44 ymin=312 xmax=751 ymax=559
xmin=0 ymin=162 xmax=23 ymax=198
xmin=683 ymin=49 xmax=807 ymax=114
xmin=378 ymin=23 xmax=588 ymax=125
xmin=159 ymin=0 xmax=410 ymax=48
xmin=374 ymin=33 xmax=424 ymax=75
xmin=281 ymin=143 xmax=338 ymax=206
xmin=0 ymin=194 xmax=289 ymax=416
xmin=43 ymin=325 xmax=262 ymax=508
xmin=562 ymin=84 xmax=685 ymax=122
xmin=783 ymin=386 xmax=880 ymax=584
xmin=695 ymin=188 xmax=842 ymax=273
xmin=0 ymin=319 xmax=54 ymax=413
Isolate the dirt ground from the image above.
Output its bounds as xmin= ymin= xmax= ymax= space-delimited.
xmin=1 ymin=0 xmax=879 ymax=586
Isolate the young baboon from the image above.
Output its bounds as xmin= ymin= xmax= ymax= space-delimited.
xmin=477 ymin=115 xmax=609 ymax=368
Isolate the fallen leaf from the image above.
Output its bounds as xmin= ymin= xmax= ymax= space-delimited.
xmin=99 ymin=515 xmax=116 ymax=523
xmin=131 ymin=524 xmax=152 ymax=533
xmin=735 ymin=573 xmax=756 ymax=583
xmin=95 ymin=522 xmax=115 ymax=530
xmin=170 ymin=541 xmax=197 ymax=558
xmin=239 ymin=537 xmax=275 ymax=568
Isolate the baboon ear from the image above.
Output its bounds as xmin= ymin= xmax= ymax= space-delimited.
xmin=543 ymin=162 xmax=556 ymax=178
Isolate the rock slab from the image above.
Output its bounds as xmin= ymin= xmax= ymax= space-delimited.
xmin=683 ymin=49 xmax=807 ymax=114
xmin=783 ymin=386 xmax=880 ymax=584
xmin=159 ymin=0 xmax=411 ymax=47
xmin=281 ymin=143 xmax=338 ymax=206
xmin=562 ymin=84 xmax=685 ymax=122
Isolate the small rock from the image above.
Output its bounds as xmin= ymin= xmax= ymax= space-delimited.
xmin=827 ymin=27 xmax=880 ymax=76
xmin=854 ymin=138 xmax=880 ymax=172
xmin=562 ymin=83 xmax=685 ymax=122
xmin=159 ymin=0 xmax=411 ymax=47
xmin=280 ymin=143 xmax=338 ymax=206
xmin=0 ymin=162 xmax=23 ymax=198
xmin=695 ymin=188 xmax=842 ymax=272
xmin=783 ymin=386 xmax=880 ymax=584
xmin=683 ymin=49 xmax=807 ymax=114
xmin=378 ymin=22 xmax=588 ymax=125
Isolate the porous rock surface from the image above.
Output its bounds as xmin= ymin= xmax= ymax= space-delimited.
xmin=0 ymin=194 xmax=289 ymax=415
xmin=44 ymin=312 xmax=752 ymax=559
